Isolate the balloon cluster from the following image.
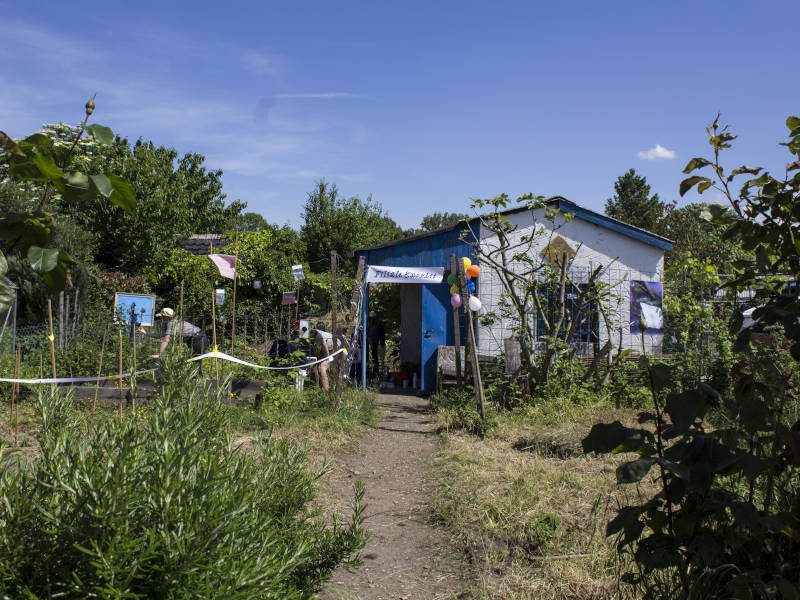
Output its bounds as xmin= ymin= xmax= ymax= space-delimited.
xmin=446 ymin=257 xmax=483 ymax=311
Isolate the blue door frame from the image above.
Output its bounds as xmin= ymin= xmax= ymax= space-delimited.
xmin=420 ymin=284 xmax=447 ymax=393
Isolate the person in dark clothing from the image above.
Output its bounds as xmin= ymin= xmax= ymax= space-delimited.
xmin=366 ymin=311 xmax=385 ymax=377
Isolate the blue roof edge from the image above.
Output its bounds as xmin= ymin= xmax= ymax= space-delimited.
xmin=556 ymin=199 xmax=674 ymax=252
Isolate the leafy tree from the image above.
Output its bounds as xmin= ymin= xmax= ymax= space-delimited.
xmin=0 ymin=99 xmax=135 ymax=313
xmin=235 ymin=225 xmax=306 ymax=305
xmin=605 ymin=168 xmax=665 ymax=231
xmin=584 ymin=116 xmax=800 ymax=599
xmin=419 ymin=211 xmax=470 ymax=232
xmin=65 ymin=139 xmax=243 ymax=273
xmin=300 ymin=180 xmax=403 ymax=274
xmin=655 ymin=202 xmax=744 ymax=268
xmin=234 ymin=211 xmax=270 ymax=232
xmin=2 ymin=123 xmax=245 ymax=275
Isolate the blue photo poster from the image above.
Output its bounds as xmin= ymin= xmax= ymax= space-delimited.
xmin=113 ymin=293 xmax=156 ymax=326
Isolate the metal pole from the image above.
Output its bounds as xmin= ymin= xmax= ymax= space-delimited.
xmin=361 ymin=283 xmax=368 ymax=389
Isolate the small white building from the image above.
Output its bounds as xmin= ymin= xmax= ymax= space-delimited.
xmin=475 ymin=198 xmax=672 ymax=357
xmin=356 ymin=197 xmax=673 ymax=393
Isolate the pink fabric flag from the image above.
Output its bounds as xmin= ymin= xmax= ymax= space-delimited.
xmin=207 ymin=254 xmax=237 ymax=279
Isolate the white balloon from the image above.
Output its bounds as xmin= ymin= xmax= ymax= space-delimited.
xmin=468 ymin=295 xmax=482 ymax=312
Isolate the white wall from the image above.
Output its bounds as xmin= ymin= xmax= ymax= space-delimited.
xmin=475 ymin=208 xmax=665 ymax=356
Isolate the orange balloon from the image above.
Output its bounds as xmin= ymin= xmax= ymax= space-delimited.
xmin=467 ymin=265 xmax=481 ymax=277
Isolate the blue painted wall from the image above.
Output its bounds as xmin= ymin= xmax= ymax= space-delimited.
xmin=359 ymin=227 xmax=473 ymax=393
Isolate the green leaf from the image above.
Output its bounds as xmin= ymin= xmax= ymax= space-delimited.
xmin=86 ymin=124 xmax=114 ymax=145
xmin=27 ymin=246 xmax=60 ymax=273
xmin=41 ymin=263 xmax=67 ymax=291
xmin=697 ymin=180 xmax=713 ymax=193
xmin=680 ymin=176 xmax=710 ymax=197
xmin=0 ymin=250 xmax=7 ymax=278
xmin=0 ymin=279 xmax=14 ymax=313
xmin=107 ymin=174 xmax=136 ymax=213
xmin=22 ymin=133 xmax=53 ymax=150
xmin=0 ymin=131 xmax=25 ymax=156
xmin=90 ymin=174 xmax=114 ymax=198
xmin=616 ymin=458 xmax=655 ymax=483
xmin=65 ymin=171 xmax=90 ymax=189
xmin=682 ymin=157 xmax=710 ymax=174
xmin=787 ymin=116 xmax=800 ymax=132
xmin=31 ymin=151 xmax=64 ymax=181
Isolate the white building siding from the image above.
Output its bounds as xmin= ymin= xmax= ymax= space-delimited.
xmin=475 ymin=208 xmax=665 ymax=356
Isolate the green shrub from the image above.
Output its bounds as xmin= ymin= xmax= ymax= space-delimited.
xmin=429 ymin=387 xmax=497 ymax=436
xmin=0 ymin=352 xmax=368 ymax=598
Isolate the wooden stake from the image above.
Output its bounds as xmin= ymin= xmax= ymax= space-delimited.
xmin=72 ymin=289 xmax=79 ymax=335
xmin=456 ymin=257 xmax=485 ymax=425
xmin=331 ymin=251 xmax=341 ymax=396
xmin=58 ymin=290 xmax=64 ymax=350
xmin=230 ymin=228 xmax=239 ymax=354
xmin=92 ymin=326 xmax=108 ymax=412
xmin=64 ymin=292 xmax=70 ymax=346
xmin=131 ymin=316 xmax=137 ymax=415
xmin=210 ymin=242 xmax=219 ymax=384
xmin=46 ymin=299 xmax=57 ymax=382
xmin=118 ymin=328 xmax=123 ymax=423
xmin=176 ymin=279 xmax=185 ymax=351
xmin=14 ymin=347 xmax=19 ymax=447
xmin=449 ymin=254 xmax=463 ymax=387
xmin=10 ymin=346 xmax=19 ymax=447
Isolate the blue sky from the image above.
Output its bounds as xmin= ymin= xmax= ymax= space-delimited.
xmin=2 ymin=1 xmax=798 ymax=230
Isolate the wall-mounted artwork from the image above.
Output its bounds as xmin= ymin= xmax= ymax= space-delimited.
xmin=113 ymin=293 xmax=156 ymax=326
xmin=630 ymin=281 xmax=663 ymax=334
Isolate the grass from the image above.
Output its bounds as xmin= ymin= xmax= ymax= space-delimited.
xmin=428 ymin=392 xmax=647 ymax=600
xmin=2 ymin=377 xmax=378 ymax=459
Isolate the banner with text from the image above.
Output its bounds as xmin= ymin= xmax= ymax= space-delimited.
xmin=365 ymin=265 xmax=444 ymax=284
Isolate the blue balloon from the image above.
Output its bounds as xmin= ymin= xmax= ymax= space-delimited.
xmin=466 ymin=280 xmax=475 ymax=293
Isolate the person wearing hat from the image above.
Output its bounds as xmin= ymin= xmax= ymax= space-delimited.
xmin=139 ymin=308 xmax=207 ymax=358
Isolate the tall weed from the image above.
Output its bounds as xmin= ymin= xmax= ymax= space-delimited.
xmin=0 ymin=352 xmax=368 ymax=598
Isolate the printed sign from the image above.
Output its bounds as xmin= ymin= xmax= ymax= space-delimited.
xmin=215 ymin=288 xmax=225 ymax=306
xmin=292 ymin=265 xmax=305 ymax=281
xmin=113 ymin=293 xmax=156 ymax=326
xmin=630 ymin=281 xmax=663 ymax=333
xmin=282 ymin=291 xmax=298 ymax=305
xmin=365 ymin=266 xmax=444 ymax=284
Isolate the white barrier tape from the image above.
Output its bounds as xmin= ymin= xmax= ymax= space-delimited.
xmin=188 ymin=347 xmax=347 ymax=370
xmin=1 ymin=347 xmax=349 ymax=384
xmin=0 ymin=369 xmax=157 ymax=385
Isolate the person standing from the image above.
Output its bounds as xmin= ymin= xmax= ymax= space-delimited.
xmin=311 ymin=322 xmax=334 ymax=391
xmin=139 ymin=308 xmax=208 ymax=357
xmin=366 ymin=311 xmax=386 ymax=378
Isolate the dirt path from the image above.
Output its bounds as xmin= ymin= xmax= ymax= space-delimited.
xmin=321 ymin=392 xmax=465 ymax=600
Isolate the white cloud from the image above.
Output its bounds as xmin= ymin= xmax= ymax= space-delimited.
xmin=243 ymin=52 xmax=283 ymax=76
xmin=637 ymin=144 xmax=676 ymax=161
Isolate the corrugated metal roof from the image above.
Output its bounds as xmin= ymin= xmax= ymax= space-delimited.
xmin=357 ymin=226 xmax=474 ymax=268
xmin=354 ymin=196 xmax=674 ymax=254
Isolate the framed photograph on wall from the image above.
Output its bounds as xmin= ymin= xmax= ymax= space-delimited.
xmin=113 ymin=293 xmax=156 ymax=326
